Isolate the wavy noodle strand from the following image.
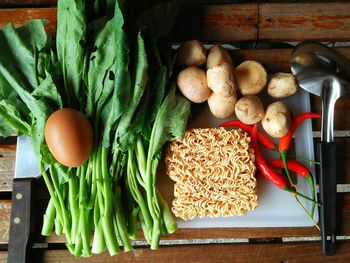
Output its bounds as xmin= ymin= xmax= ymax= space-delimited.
xmin=165 ymin=128 xmax=258 ymax=220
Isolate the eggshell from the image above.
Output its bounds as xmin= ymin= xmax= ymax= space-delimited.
xmin=45 ymin=108 xmax=93 ymax=167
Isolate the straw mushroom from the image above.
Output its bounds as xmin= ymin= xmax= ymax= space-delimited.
xmin=206 ymin=63 xmax=236 ymax=97
xmin=235 ymin=95 xmax=265 ymax=124
xmin=235 ymin=60 xmax=267 ymax=95
xmin=208 ymin=91 xmax=237 ymax=119
xmin=267 ymin=72 xmax=298 ymax=98
xmin=176 ymin=66 xmax=212 ymax=103
xmin=176 ymin=40 xmax=207 ymax=67
xmin=206 ymin=45 xmax=234 ymax=69
xmin=262 ymin=101 xmax=291 ymax=138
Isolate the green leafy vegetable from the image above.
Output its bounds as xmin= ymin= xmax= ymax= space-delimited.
xmin=0 ymin=0 xmax=189 ymax=257
xmin=56 ymin=0 xmax=86 ymax=108
xmin=0 ymin=100 xmax=30 ymax=135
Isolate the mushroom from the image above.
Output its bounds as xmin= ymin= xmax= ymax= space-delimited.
xmin=234 ymin=95 xmax=265 ymax=124
xmin=206 ymin=63 xmax=236 ymax=97
xmin=206 ymin=45 xmax=234 ymax=69
xmin=208 ymin=91 xmax=237 ymax=119
xmin=261 ymin=101 xmax=291 ymax=138
xmin=176 ymin=66 xmax=212 ymax=103
xmin=235 ymin=60 xmax=267 ymax=95
xmin=267 ymin=72 xmax=299 ymax=98
xmin=176 ymin=40 xmax=207 ymax=67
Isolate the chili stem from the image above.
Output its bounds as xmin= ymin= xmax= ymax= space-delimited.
xmin=281 ymin=151 xmax=296 ymax=186
xmin=296 ymin=155 xmax=321 ymax=166
xmin=293 ymin=194 xmax=320 ymax=231
xmin=285 ymin=187 xmax=321 ymax=206
xmin=306 ymin=175 xmax=317 ymax=219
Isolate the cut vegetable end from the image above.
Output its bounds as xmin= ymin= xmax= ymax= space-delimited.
xmin=165 ymin=222 xmax=177 ymax=234
xmin=150 ymin=221 xmax=161 ymax=250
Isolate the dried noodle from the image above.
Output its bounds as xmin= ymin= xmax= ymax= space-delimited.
xmin=165 ymin=127 xmax=258 ymax=220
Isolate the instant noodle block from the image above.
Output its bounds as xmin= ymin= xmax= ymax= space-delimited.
xmin=165 ymin=127 xmax=258 ymax=220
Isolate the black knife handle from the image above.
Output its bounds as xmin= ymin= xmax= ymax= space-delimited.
xmin=316 ymin=142 xmax=337 ymax=256
xmin=8 ymin=178 xmax=35 ymax=263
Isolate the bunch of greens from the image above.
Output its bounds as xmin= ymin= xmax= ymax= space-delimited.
xmin=0 ymin=0 xmax=190 ymax=257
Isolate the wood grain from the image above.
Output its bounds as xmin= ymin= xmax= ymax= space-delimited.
xmin=1 ymin=3 xmax=350 ymax=42
xmin=259 ymin=3 xmax=350 ymax=42
xmin=173 ymin=3 xmax=258 ymax=42
xmin=0 ymin=2 xmax=350 ymax=260
xmin=0 ymin=7 xmax=56 ymax=35
xmin=1 ymin=242 xmax=348 ymax=262
xmin=174 ymin=3 xmax=350 ymax=42
xmin=0 ymin=0 xmax=56 ymax=7
xmin=0 ymin=147 xmax=15 ymax=192
xmin=0 ymin=200 xmax=11 ymax=245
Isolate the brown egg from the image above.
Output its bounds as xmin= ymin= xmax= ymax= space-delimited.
xmin=45 ymin=108 xmax=93 ymax=167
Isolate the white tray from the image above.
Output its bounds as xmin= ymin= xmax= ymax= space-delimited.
xmin=158 ymin=89 xmax=319 ymax=228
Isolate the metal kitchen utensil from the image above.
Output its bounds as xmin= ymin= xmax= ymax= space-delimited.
xmin=291 ymin=43 xmax=350 ymax=256
xmin=8 ymin=135 xmax=42 ymax=263
xmin=291 ymin=41 xmax=350 ymax=77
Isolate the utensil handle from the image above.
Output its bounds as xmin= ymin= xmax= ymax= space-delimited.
xmin=317 ymin=142 xmax=337 ymax=256
xmin=8 ymin=178 xmax=34 ymax=263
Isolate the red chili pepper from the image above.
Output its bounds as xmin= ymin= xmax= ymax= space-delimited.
xmin=279 ymin=112 xmax=321 ymax=153
xmin=252 ymin=125 xmax=319 ymax=205
xmin=268 ymin=159 xmax=317 ymax=217
xmin=268 ymin=159 xmax=309 ymax=177
xmin=251 ymin=124 xmax=288 ymax=189
xmin=278 ymin=112 xmax=321 ymax=186
xmin=221 ymin=120 xmax=277 ymax=151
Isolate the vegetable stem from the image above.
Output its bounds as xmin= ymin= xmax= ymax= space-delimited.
xmin=41 ymin=198 xmax=55 ymax=236
xmin=101 ymin=145 xmax=120 ymax=256
xmin=114 ymin=186 xmax=133 ymax=252
xmin=157 ymin=189 xmax=177 ymax=234
xmin=40 ymin=163 xmax=72 ymax=244
xmin=126 ymin=149 xmax=153 ymax=243
xmin=68 ymin=170 xmax=79 ymax=244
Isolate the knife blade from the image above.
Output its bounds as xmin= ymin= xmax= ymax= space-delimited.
xmin=8 ymin=135 xmax=42 ymax=263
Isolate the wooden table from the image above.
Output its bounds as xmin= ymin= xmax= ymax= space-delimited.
xmin=1 ymin=1 xmax=350 ymax=262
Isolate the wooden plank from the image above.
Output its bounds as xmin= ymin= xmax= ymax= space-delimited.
xmin=175 ymin=3 xmax=350 ymax=42
xmin=334 ymin=138 xmax=350 ymax=185
xmin=0 ymin=147 xmax=15 ymax=192
xmin=0 ymin=0 xmax=57 ymax=7
xmin=1 ymin=241 xmax=347 ymax=262
xmin=0 ymin=200 xmax=11 ymax=246
xmin=1 ymin=4 xmax=350 ymax=42
xmin=259 ymin=3 xmax=350 ymax=41
xmin=0 ymin=251 xmax=7 ymax=263
xmin=173 ymin=3 xmax=258 ymax=42
xmin=0 ymin=7 xmax=56 ymax=35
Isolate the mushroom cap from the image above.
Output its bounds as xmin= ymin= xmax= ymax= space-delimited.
xmin=177 ymin=66 xmax=212 ymax=103
xmin=262 ymin=101 xmax=291 ymax=138
xmin=177 ymin=40 xmax=207 ymax=67
xmin=267 ymin=72 xmax=298 ymax=98
xmin=207 ymin=63 xmax=236 ymax=97
xmin=235 ymin=95 xmax=265 ymax=124
xmin=208 ymin=91 xmax=237 ymax=119
xmin=235 ymin=60 xmax=267 ymax=95
xmin=206 ymin=44 xmax=234 ymax=69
